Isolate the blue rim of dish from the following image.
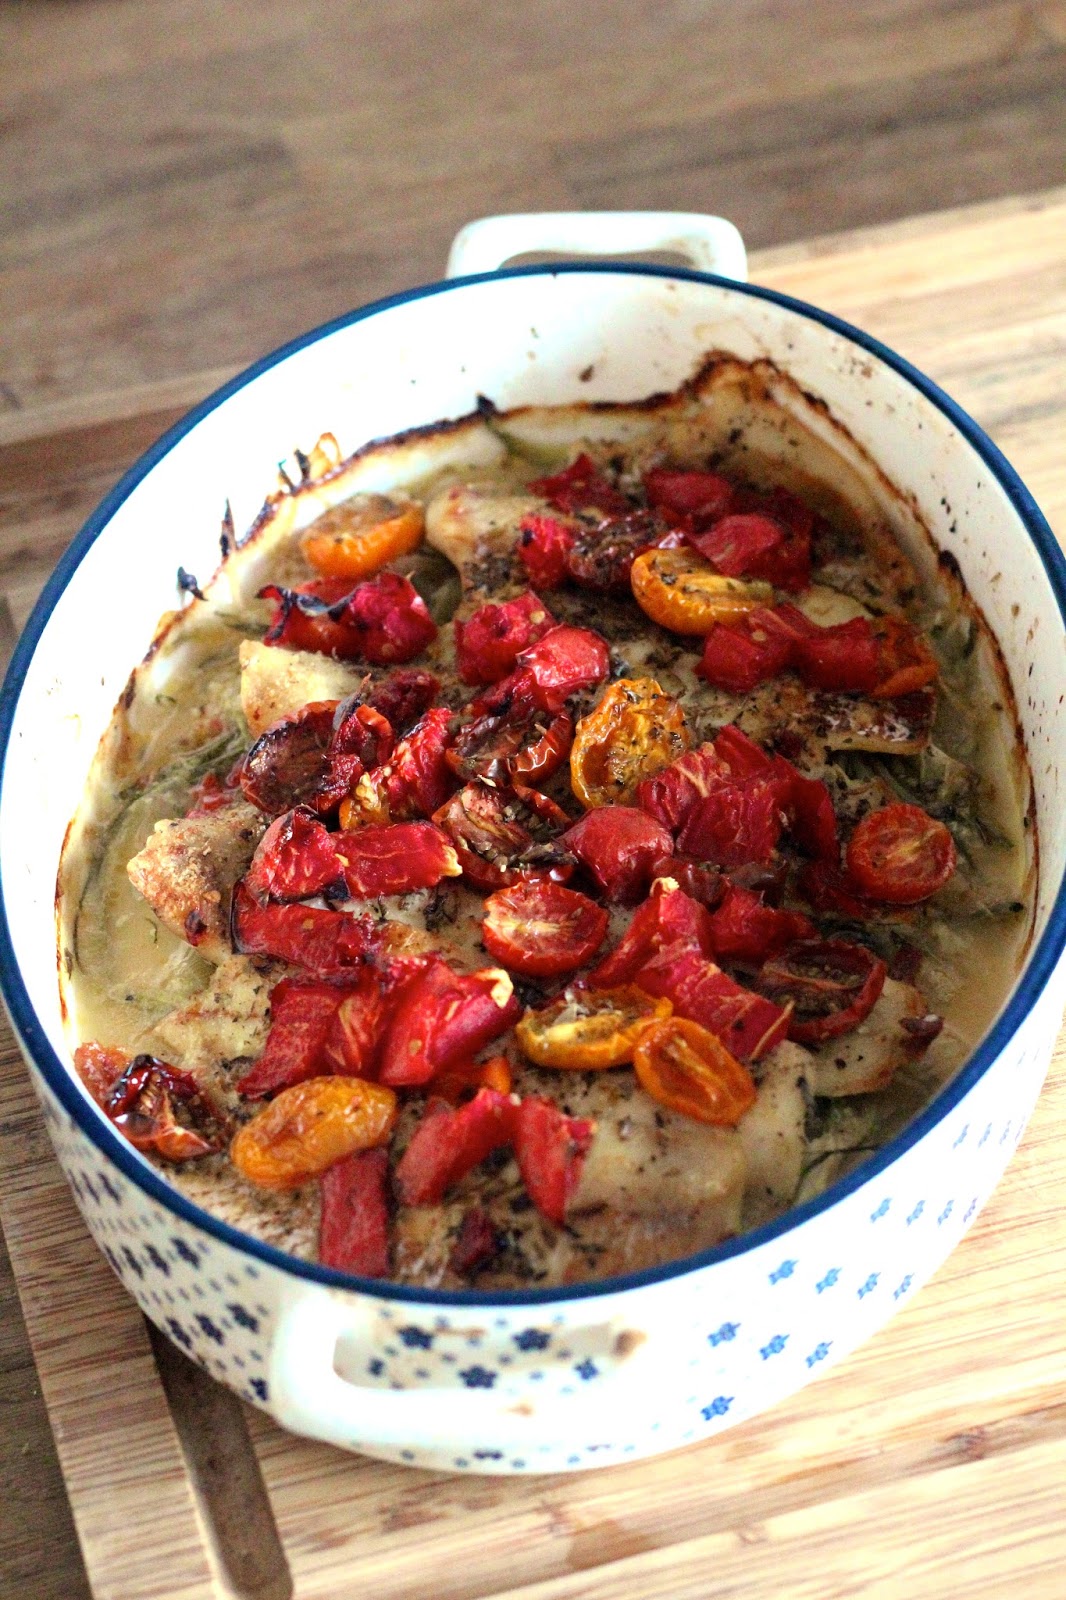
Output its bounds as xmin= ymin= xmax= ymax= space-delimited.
xmin=2 ymin=261 xmax=1064 ymax=1309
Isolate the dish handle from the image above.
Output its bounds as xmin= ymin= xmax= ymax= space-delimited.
xmin=269 ymin=1292 xmax=688 ymax=1459
xmin=445 ymin=210 xmax=747 ymax=282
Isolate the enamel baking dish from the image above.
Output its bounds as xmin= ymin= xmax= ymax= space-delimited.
xmin=2 ymin=211 xmax=1064 ymax=1474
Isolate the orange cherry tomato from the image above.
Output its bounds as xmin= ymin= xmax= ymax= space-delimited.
xmin=515 ymin=984 xmax=672 ymax=1070
xmin=845 ymin=802 xmax=957 ymax=905
xmin=870 ymin=617 xmax=939 ymax=699
xmin=633 ymin=1017 xmax=756 ymax=1126
xmin=231 ymin=1076 xmax=397 ymax=1189
xmin=301 ymin=493 xmax=424 ymax=582
xmin=431 ymin=1054 xmax=514 ymax=1105
xmin=630 ymin=547 xmax=774 ymax=634
xmin=570 ymin=678 xmax=690 ymax=808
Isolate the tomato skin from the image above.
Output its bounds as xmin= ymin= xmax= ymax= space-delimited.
xmin=239 ymin=702 xmax=339 ymax=816
xmin=636 ymin=743 xmax=726 ymax=833
xmin=795 ymin=859 xmax=874 ymax=919
xmin=529 ymin=453 xmax=630 ymax=517
xmin=482 ymin=880 xmax=609 ymax=978
xmin=378 ymin=959 xmax=520 ymax=1087
xmin=697 ymin=608 xmax=795 ymax=693
xmin=330 ymin=701 xmax=395 ymax=769
xmin=782 ymin=765 xmax=839 ymax=861
xmin=643 ymin=467 xmax=734 ymax=522
xmin=515 ymin=985 xmax=672 ymax=1071
xmin=246 ymin=809 xmax=347 ymax=902
xmin=237 ymin=979 xmax=350 ymax=1099
xmin=690 ymin=512 xmax=784 ymax=580
xmin=676 ymin=772 xmax=787 ymax=868
xmin=571 ymin=678 xmax=690 ymax=808
xmin=231 ymin=1076 xmax=397 ymax=1189
xmin=431 ymin=1054 xmax=513 ymax=1106
xmin=74 ymin=1041 xmax=129 ymax=1105
xmin=446 ymin=685 xmax=573 ymax=789
xmin=262 ymin=573 xmax=437 ymax=664
xmin=653 ymin=854 xmax=725 ymax=909
xmin=846 ymin=802 xmax=958 ymax=904
xmin=348 ymin=705 xmax=456 ymax=823
xmin=512 ymin=624 xmax=610 ymax=710
xmin=260 ymin=577 xmax=364 ymax=657
xmin=80 ymin=1049 xmax=223 ymax=1161
xmin=634 ymin=1018 xmax=757 ymax=1126
xmin=433 ymin=780 xmax=572 ymax=890
xmin=454 ymin=592 xmax=556 ymax=686
xmin=513 ymin=1097 xmax=595 ymax=1226
xmin=631 ymin=547 xmax=774 ymax=633
xmin=393 ymin=1088 xmax=519 ymax=1205
xmin=448 ymin=1206 xmax=501 ymax=1275
xmin=232 ymin=882 xmax=382 ymax=976
xmin=517 ymin=512 xmax=578 ymax=589
xmin=588 ymin=881 xmax=715 ymax=988
xmin=562 ymin=805 xmax=674 ymax=904
xmin=793 ymin=615 xmax=881 ymax=693
xmin=705 ymin=883 xmax=815 ymax=964
xmin=867 ymin=618 xmax=938 ymax=699
xmin=362 ymin=668 xmax=440 ymax=736
xmin=301 ymin=493 xmax=424 ymax=583
xmin=636 ymin=946 xmax=789 ymax=1061
xmin=756 ymin=938 xmax=887 ymax=1044
xmin=320 ymin=969 xmax=392 ymax=1079
xmin=318 ymin=1148 xmax=391 ymax=1276
xmin=566 ymin=510 xmax=670 ymax=592
xmin=336 ymin=821 xmax=461 ymax=898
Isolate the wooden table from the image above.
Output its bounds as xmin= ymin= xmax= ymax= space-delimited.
xmin=1 ymin=187 xmax=1065 ymax=1599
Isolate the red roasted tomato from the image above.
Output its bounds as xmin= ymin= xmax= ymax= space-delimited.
xmin=481 ymin=879 xmax=609 ymax=978
xmin=562 ymin=805 xmax=674 ymax=904
xmin=454 ymin=591 xmax=556 ymax=686
xmin=433 ymin=780 xmax=573 ymax=890
xmin=319 ymin=1148 xmax=391 ymax=1276
xmin=755 ymin=938 xmax=887 ymax=1044
xmin=845 ymin=802 xmax=958 ymax=905
xmin=261 ymin=572 xmax=436 ymax=663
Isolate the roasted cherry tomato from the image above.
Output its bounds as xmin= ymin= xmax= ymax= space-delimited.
xmin=454 ymin=591 xmax=556 ymax=686
xmin=643 ymin=467 xmax=734 ymax=522
xmin=231 ymin=1075 xmax=397 ymax=1188
xmin=237 ymin=978 xmax=350 ymax=1099
xmin=74 ymin=1041 xmax=129 ymax=1104
xmin=636 ymin=743 xmax=726 ymax=832
xmin=513 ymin=1096 xmax=595 ymax=1226
xmin=363 ymin=668 xmax=440 ymax=735
xmin=705 ymin=883 xmax=815 ymax=964
xmin=690 ymin=512 xmax=784 ymax=579
xmin=261 ymin=572 xmax=436 ymax=665
xmin=393 ymin=1087 xmax=519 ymax=1205
xmin=508 ymin=624 xmax=611 ymax=711
xmin=482 ymin=879 xmax=609 ymax=978
xmin=756 ymin=938 xmax=887 ymax=1044
xmin=92 ymin=1052 xmax=223 ymax=1161
xmin=697 ymin=608 xmax=797 ymax=693
xmin=651 ymin=853 xmax=725 ymax=909
xmin=318 ymin=1148 xmax=391 ymax=1276
xmin=562 ymin=805 xmax=673 ymax=904
xmin=318 ymin=967 xmax=394 ymax=1079
xmin=448 ymin=1205 xmax=502 ymax=1275
xmin=301 ymin=493 xmax=424 ymax=582
xmin=344 ymin=705 xmax=455 ymax=824
xmin=782 ymin=764 xmax=839 ymax=861
xmin=515 ymin=985 xmax=672 ymax=1070
xmin=676 ymin=771 xmax=788 ymax=869
xmin=232 ymin=882 xmax=381 ymax=976
xmin=446 ymin=685 xmax=573 ymax=789
xmin=791 ymin=614 xmax=881 ymax=693
xmin=239 ymin=699 xmax=353 ymax=818
xmin=845 ymin=802 xmax=957 ymax=904
xmin=433 ymin=780 xmax=573 ymax=890
xmin=588 ymin=880 xmax=714 ymax=988
xmin=517 ymin=512 xmax=578 ymax=589
xmin=636 ymin=945 xmax=789 ymax=1061
xmin=330 ymin=699 xmax=395 ymax=769
xmin=430 ymin=1054 xmax=513 ymax=1106
xmin=529 ymin=452 xmax=630 ymax=516
xmin=566 ymin=509 xmax=670 ymax=592
xmin=631 ymin=547 xmax=773 ymax=634
xmin=868 ymin=617 xmax=939 ymax=699
xmin=245 ymin=809 xmax=346 ymax=902
xmin=795 ymin=859 xmax=875 ymax=920
xmin=336 ymin=821 xmax=461 ymax=898
xmin=378 ymin=959 xmax=520 ymax=1087
xmin=633 ymin=1017 xmax=756 ymax=1126
xmin=570 ymin=678 xmax=690 ymax=808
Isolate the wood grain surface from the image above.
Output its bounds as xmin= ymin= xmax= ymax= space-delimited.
xmin=1 ymin=182 xmax=1065 ymax=1598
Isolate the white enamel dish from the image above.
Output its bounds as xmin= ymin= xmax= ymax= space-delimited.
xmin=2 ymin=212 xmax=1064 ymax=1475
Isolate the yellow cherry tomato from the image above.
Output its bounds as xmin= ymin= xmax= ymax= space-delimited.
xmin=631 ymin=547 xmax=774 ymax=634
xmin=516 ymin=985 xmax=673 ymax=1070
xmin=231 ymin=1076 xmax=397 ymax=1189
xmin=570 ymin=677 xmax=690 ymax=808
xmin=633 ymin=1017 xmax=756 ymax=1126
xmin=301 ymin=493 xmax=425 ymax=582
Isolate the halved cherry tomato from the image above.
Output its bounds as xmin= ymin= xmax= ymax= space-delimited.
xmin=705 ymin=883 xmax=815 ymax=964
xmin=231 ymin=1075 xmax=397 ymax=1188
xmin=344 ymin=705 xmax=455 ymax=824
xmin=454 ymin=592 xmax=556 ymax=686
xmin=643 ymin=467 xmax=734 ymax=523
xmin=845 ymin=802 xmax=957 ymax=904
xmin=651 ymin=854 xmax=725 ymax=909
xmin=319 ymin=967 xmax=393 ymax=1079
xmin=330 ymin=700 xmax=395 ymax=769
xmin=571 ymin=678 xmax=690 ymax=808
xmin=868 ymin=617 xmax=939 ymax=699
xmin=104 ymin=1054 xmax=224 ymax=1162
xmin=74 ymin=1041 xmax=129 ymax=1105
xmin=510 ymin=624 xmax=611 ymax=710
xmin=517 ymin=512 xmax=578 ymax=589
xmin=513 ymin=1096 xmax=595 ymax=1226
xmin=529 ymin=453 xmax=630 ymax=516
xmin=515 ymin=985 xmax=672 ymax=1070
xmin=697 ymin=608 xmax=796 ymax=693
xmin=261 ymin=572 xmax=436 ymax=665
xmin=245 ymin=809 xmax=346 ymax=902
xmin=301 ymin=493 xmax=424 ymax=582
xmin=240 ymin=700 xmax=395 ymax=819
xmin=232 ymin=882 xmax=381 ymax=976
xmin=336 ymin=821 xmax=461 ymax=898
xmin=237 ymin=978 xmax=350 ymax=1099
xmin=676 ymin=772 xmax=788 ymax=868
xmin=588 ymin=880 xmax=714 ymax=988
xmin=378 ymin=959 xmax=520 ymax=1087
xmin=631 ymin=547 xmax=773 ymax=633
xmin=633 ymin=1017 xmax=756 ymax=1126
xmin=562 ymin=805 xmax=674 ymax=904
xmin=433 ymin=780 xmax=573 ymax=890
xmin=566 ymin=510 xmax=670 ymax=592
xmin=363 ymin=668 xmax=440 ymax=736
xmin=482 ymin=879 xmax=609 ymax=978
xmin=635 ymin=945 xmax=789 ymax=1061
xmin=318 ymin=1148 xmax=391 ymax=1276
xmin=690 ymin=513 xmax=784 ymax=580
xmin=792 ymin=614 xmax=881 ymax=693
xmin=636 ymin=743 xmax=726 ymax=832
xmin=393 ymin=1087 xmax=518 ymax=1205
xmin=431 ymin=1054 xmax=513 ymax=1106
xmin=755 ymin=938 xmax=887 ymax=1044
xmin=446 ymin=687 xmax=573 ymax=789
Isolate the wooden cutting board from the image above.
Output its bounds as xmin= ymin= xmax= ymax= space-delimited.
xmin=2 ymin=187 xmax=1066 ymax=1600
